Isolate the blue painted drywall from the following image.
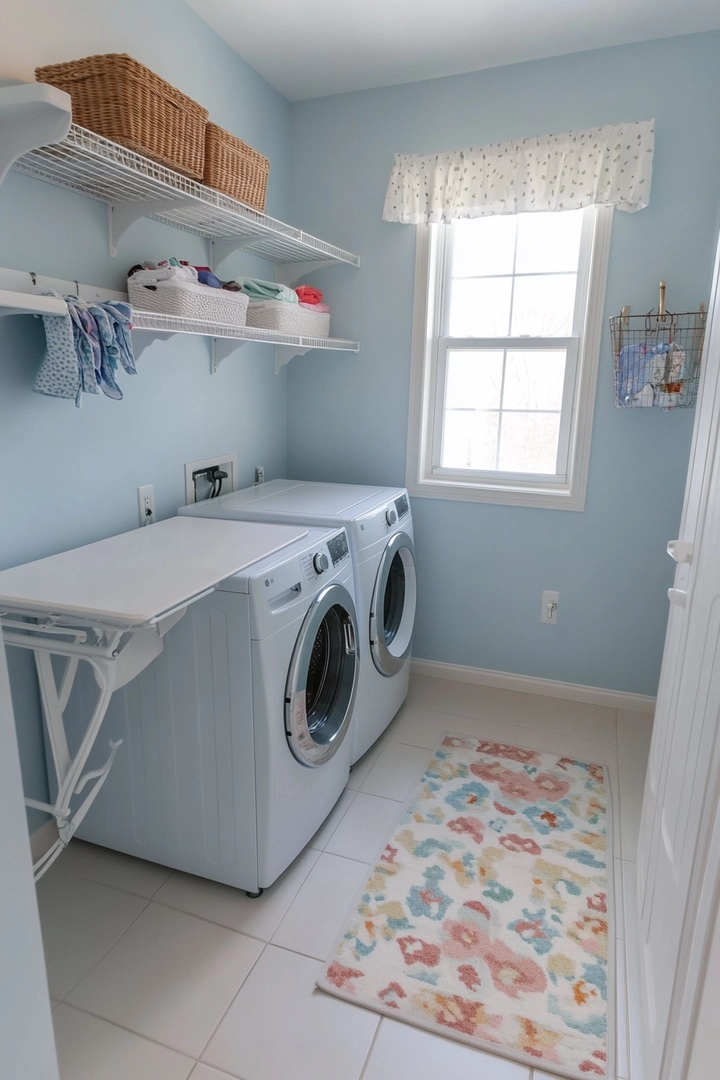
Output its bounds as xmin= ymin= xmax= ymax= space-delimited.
xmin=286 ymin=31 xmax=720 ymax=696
xmin=0 ymin=0 xmax=291 ymax=826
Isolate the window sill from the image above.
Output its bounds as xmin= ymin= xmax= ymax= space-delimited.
xmin=407 ymin=476 xmax=586 ymax=511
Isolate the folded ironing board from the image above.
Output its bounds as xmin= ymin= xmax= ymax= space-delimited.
xmin=0 ymin=517 xmax=307 ymax=878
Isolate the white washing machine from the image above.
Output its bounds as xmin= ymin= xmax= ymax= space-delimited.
xmin=180 ymin=481 xmax=417 ymax=762
xmin=60 ymin=524 xmax=359 ymax=895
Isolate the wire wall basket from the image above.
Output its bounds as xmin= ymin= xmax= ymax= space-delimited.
xmin=610 ymin=283 xmax=707 ymax=409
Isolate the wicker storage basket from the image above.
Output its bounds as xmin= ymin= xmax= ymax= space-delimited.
xmin=204 ymin=122 xmax=269 ymax=211
xmin=35 ymin=54 xmax=208 ymax=179
xmin=128 ymin=279 xmax=249 ymax=327
xmin=245 ymin=300 xmax=330 ymax=337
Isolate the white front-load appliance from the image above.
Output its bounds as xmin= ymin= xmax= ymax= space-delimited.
xmin=180 ymin=480 xmax=417 ymax=762
xmin=60 ymin=524 xmax=359 ymax=895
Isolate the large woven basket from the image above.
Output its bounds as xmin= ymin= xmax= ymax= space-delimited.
xmin=35 ymin=54 xmax=208 ymax=179
xmin=204 ymin=122 xmax=269 ymax=211
xmin=128 ymin=279 xmax=249 ymax=327
xmin=245 ymin=300 xmax=330 ymax=338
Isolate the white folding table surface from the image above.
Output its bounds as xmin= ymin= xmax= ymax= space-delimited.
xmin=0 ymin=517 xmax=308 ymax=877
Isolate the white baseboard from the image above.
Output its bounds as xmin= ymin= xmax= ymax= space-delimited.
xmin=410 ymin=658 xmax=655 ymax=714
xmin=29 ymin=818 xmax=58 ymax=865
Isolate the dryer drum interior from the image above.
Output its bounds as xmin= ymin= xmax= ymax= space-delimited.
xmin=371 ymin=531 xmax=417 ymax=677
xmin=286 ymin=583 xmax=358 ymax=767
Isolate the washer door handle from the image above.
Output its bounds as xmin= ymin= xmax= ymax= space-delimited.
xmin=343 ymin=617 xmax=356 ymax=656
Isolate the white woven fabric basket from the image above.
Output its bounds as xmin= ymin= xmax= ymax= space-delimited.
xmin=128 ymin=279 xmax=249 ymax=327
xmin=245 ymin=299 xmax=330 ymax=337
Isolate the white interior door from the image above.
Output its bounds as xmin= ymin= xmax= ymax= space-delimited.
xmin=637 ymin=236 xmax=720 ymax=1080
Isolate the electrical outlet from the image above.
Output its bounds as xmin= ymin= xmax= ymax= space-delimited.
xmin=255 ymin=465 xmax=265 ymax=484
xmin=184 ymin=454 xmax=238 ymax=504
xmin=541 ymin=590 xmax=559 ymax=624
xmin=138 ymin=484 xmax=155 ymax=527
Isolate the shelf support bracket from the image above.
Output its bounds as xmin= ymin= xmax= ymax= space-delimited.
xmin=0 ymin=84 xmax=71 ymax=187
xmin=275 ymin=345 xmax=312 ymax=373
xmin=108 ymin=199 xmax=187 ymax=258
xmin=276 ymin=261 xmax=335 ymax=287
xmin=211 ymin=337 xmax=250 ymax=374
xmin=211 ymin=236 xmax=271 ymax=271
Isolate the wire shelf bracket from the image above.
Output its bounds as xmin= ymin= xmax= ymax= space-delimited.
xmin=108 ymin=198 xmax=188 ymax=257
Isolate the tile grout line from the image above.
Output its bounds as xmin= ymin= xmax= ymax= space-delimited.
xmin=194 ymin=941 xmax=270 ymax=1069
xmin=53 ymin=894 xmax=152 ymax=1005
xmin=356 ymin=1013 xmax=385 ymax=1080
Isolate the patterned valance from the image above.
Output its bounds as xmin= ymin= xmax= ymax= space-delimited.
xmin=383 ymin=120 xmax=654 ymax=224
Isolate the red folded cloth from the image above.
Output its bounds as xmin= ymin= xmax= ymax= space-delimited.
xmin=295 ymin=285 xmax=323 ymax=305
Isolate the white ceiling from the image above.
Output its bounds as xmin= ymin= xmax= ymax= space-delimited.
xmin=185 ymin=0 xmax=720 ymax=101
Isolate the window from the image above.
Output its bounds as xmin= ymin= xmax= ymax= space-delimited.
xmin=406 ymin=206 xmax=612 ymax=510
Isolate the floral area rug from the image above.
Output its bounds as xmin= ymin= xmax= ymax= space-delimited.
xmin=318 ymin=735 xmax=612 ymax=1079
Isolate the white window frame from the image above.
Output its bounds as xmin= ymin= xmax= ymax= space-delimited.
xmin=405 ymin=205 xmax=613 ymax=511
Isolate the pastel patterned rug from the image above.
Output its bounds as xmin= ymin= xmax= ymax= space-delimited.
xmin=318 ymin=735 xmax=612 ymax=1079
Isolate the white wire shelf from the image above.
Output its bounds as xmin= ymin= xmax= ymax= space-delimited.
xmin=130 ymin=310 xmax=360 ymax=373
xmin=12 ymin=124 xmax=360 ymax=270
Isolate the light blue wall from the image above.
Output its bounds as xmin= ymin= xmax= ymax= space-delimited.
xmin=287 ymin=31 xmax=720 ymax=696
xmin=0 ymin=0 xmax=291 ymax=825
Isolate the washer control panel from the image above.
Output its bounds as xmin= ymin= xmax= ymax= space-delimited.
xmin=300 ymin=529 xmax=349 ymax=583
xmin=394 ymin=493 xmax=409 ymax=519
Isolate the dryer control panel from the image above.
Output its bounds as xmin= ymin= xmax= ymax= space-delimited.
xmin=300 ymin=529 xmax=349 ymax=582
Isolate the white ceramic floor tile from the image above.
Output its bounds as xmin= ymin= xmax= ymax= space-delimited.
xmin=272 ymin=853 xmax=370 ymax=960
xmin=363 ymin=1016 xmax=530 ymax=1079
xmin=621 ymin=861 xmax=639 ymax=943
xmin=407 ymin=676 xmax=532 ymax=723
xmin=347 ymin=739 xmax=388 ymax=790
xmin=67 ymin=903 xmax=263 ymax=1058
xmin=154 ymin=847 xmax=319 ymax=940
xmin=519 ymin=697 xmax=617 ymax=743
xmin=190 ymin=1067 xmax=238 ymax=1080
xmin=619 ymin=746 xmax=649 ymax=796
xmin=309 ymin=788 xmax=357 ymax=849
xmin=626 ymin=937 xmax=648 ymax=1080
xmin=620 ymin=796 xmax=643 ymax=862
xmin=613 ymin=859 xmax=624 ymax=940
xmin=390 ymin=704 xmax=521 ymax=750
xmin=54 ymin=840 xmax=173 ymax=898
xmin=36 ymin=871 xmax=147 ymax=1000
xmin=360 ymin=741 xmax=432 ymax=801
xmin=202 ymin=945 xmax=378 ymax=1080
xmin=53 ymin=1004 xmax=194 ymax=1080
xmin=616 ymin=937 xmax=630 ymax=1080
xmin=617 ymin=710 xmax=654 ymax=750
xmin=324 ymin=792 xmax=402 ymax=863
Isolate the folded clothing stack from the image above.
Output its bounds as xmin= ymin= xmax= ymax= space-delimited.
xmin=127 ymin=260 xmax=249 ymax=327
xmin=239 ymin=278 xmax=331 ymax=337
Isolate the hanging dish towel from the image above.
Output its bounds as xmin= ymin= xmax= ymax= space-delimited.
xmin=34 ymin=297 xmax=137 ymax=407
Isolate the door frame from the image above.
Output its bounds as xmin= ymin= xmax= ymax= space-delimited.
xmin=647 ymin=230 xmax=720 ymax=1080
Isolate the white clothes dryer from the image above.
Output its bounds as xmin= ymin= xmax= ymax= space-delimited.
xmin=180 ymin=481 xmax=417 ymax=763
xmin=60 ymin=524 xmax=358 ymax=895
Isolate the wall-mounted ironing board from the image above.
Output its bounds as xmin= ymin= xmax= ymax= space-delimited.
xmin=0 ymin=517 xmax=308 ymax=879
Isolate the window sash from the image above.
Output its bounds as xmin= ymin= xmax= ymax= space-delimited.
xmin=405 ymin=204 xmax=612 ymax=510
xmin=430 ymin=337 xmax=579 ymax=483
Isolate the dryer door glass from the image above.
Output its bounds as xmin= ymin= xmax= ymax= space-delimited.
xmin=285 ymin=583 xmax=359 ymax=767
xmin=370 ymin=532 xmax=417 ymax=677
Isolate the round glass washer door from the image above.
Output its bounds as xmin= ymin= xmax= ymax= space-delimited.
xmin=285 ymin=582 xmax=359 ymax=767
xmin=369 ymin=531 xmax=417 ymax=677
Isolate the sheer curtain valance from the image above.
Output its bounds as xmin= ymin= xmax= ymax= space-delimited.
xmin=383 ymin=120 xmax=654 ymax=224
